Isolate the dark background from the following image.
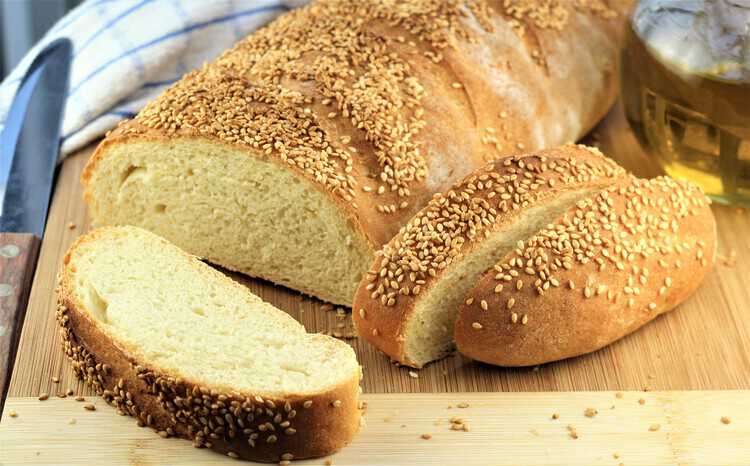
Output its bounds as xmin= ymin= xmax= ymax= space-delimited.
xmin=1 ymin=0 xmax=82 ymax=79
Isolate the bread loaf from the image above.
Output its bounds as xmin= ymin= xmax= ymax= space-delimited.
xmin=83 ymin=0 xmax=631 ymax=305
xmin=352 ymin=145 xmax=628 ymax=367
xmin=57 ymin=226 xmax=361 ymax=462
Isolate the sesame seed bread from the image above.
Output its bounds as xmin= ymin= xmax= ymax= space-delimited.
xmin=454 ymin=175 xmax=715 ymax=366
xmin=82 ymin=0 xmax=631 ymax=305
xmin=352 ymin=145 xmax=629 ymax=367
xmin=57 ymin=226 xmax=362 ymax=462
xmin=353 ymin=145 xmax=716 ymax=368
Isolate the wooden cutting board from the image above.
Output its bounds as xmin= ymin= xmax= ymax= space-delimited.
xmin=1 ymin=103 xmax=749 ymax=465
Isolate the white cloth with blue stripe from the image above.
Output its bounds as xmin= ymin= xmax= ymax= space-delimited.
xmin=0 ymin=0 xmax=308 ymax=158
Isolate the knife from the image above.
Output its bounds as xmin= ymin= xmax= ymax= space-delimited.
xmin=0 ymin=38 xmax=72 ymax=414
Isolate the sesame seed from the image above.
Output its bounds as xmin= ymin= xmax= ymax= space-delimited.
xmin=472 ymin=322 xmax=483 ymax=329
xmin=511 ymin=312 xmax=518 ymax=323
xmin=521 ymin=314 xmax=529 ymax=325
xmin=332 ymin=400 xmax=342 ymax=408
xmin=451 ymin=82 xmax=463 ymax=89
xmin=408 ymin=371 xmax=419 ymax=378
xmin=303 ymin=400 xmax=313 ymax=409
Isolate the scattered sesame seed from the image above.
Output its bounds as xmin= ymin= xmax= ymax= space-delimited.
xmin=472 ymin=322 xmax=483 ymax=329
xmin=303 ymin=400 xmax=313 ymax=409
xmin=332 ymin=400 xmax=342 ymax=408
xmin=451 ymin=82 xmax=463 ymax=89
xmin=408 ymin=371 xmax=419 ymax=378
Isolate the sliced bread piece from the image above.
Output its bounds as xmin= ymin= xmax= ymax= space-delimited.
xmin=352 ymin=145 xmax=627 ymax=367
xmin=56 ymin=226 xmax=362 ymax=462
xmin=454 ymin=176 xmax=715 ymax=366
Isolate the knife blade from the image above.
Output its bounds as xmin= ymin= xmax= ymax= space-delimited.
xmin=0 ymin=38 xmax=72 ymax=414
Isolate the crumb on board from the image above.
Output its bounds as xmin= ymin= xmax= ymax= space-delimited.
xmin=38 ymin=393 xmax=49 ymax=401
xmin=83 ymin=404 xmax=96 ymax=411
xmin=567 ymin=425 xmax=579 ymax=439
xmin=638 ymin=398 xmax=646 ymax=405
xmin=615 ymin=392 xmax=623 ymax=399
xmin=584 ymin=408 xmax=598 ymax=418
xmin=408 ymin=371 xmax=419 ymax=379
xmin=457 ymin=402 xmax=469 ymax=408
xmin=613 ymin=452 xmax=620 ymax=459
xmin=75 ymin=396 xmax=85 ymax=402
xmin=721 ymin=417 xmax=731 ymax=425
xmin=649 ymin=423 xmax=661 ymax=432
xmin=551 ymin=413 xmax=560 ymax=420
xmin=67 ymin=222 xmax=76 ymax=230
xmin=421 ymin=433 xmax=432 ymax=440
xmin=51 ymin=376 xmax=59 ymax=383
xmin=68 ymin=418 xmax=76 ymax=425
xmin=8 ymin=410 xmax=17 ymax=418
xmin=324 ymin=459 xmax=333 ymax=466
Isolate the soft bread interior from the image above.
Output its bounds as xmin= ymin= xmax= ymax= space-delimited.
xmin=67 ymin=226 xmax=359 ymax=395
xmin=403 ymin=188 xmax=603 ymax=367
xmin=85 ymin=138 xmax=373 ymax=305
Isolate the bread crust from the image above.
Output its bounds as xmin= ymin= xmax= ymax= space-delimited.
xmin=352 ymin=145 xmax=628 ymax=366
xmin=56 ymin=229 xmax=362 ymax=462
xmin=454 ymin=176 xmax=716 ymax=366
xmin=82 ymin=1 xmax=631 ymax=301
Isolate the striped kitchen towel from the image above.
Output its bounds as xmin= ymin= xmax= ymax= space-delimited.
xmin=0 ymin=0 xmax=309 ymax=158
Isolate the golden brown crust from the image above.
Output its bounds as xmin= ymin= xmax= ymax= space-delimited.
xmin=56 ymin=229 xmax=361 ymax=462
xmin=83 ymin=0 xmax=631 ymax=251
xmin=454 ymin=176 xmax=716 ymax=366
xmin=352 ymin=145 xmax=628 ymax=366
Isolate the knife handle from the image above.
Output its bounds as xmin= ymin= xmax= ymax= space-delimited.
xmin=0 ymin=233 xmax=41 ymax=413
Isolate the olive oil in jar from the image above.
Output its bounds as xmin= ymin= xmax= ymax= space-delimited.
xmin=621 ymin=0 xmax=750 ymax=206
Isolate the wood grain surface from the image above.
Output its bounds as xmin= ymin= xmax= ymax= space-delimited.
xmin=2 ymin=391 xmax=748 ymax=465
xmin=5 ymin=103 xmax=750 ymax=399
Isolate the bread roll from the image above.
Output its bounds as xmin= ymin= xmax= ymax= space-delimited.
xmin=83 ymin=0 xmax=631 ymax=304
xmin=352 ymin=145 xmax=715 ymax=368
xmin=57 ymin=226 xmax=361 ymax=462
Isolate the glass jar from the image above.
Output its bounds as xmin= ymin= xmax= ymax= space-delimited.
xmin=621 ymin=0 xmax=750 ymax=206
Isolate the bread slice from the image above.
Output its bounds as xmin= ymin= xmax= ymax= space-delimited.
xmin=56 ymin=226 xmax=362 ymax=462
xmin=454 ymin=176 xmax=715 ymax=366
xmin=83 ymin=0 xmax=629 ymax=305
xmin=352 ymin=145 xmax=628 ymax=367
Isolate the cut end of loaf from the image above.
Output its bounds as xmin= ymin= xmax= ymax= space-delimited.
xmin=83 ymin=136 xmax=374 ymax=305
xmin=354 ymin=146 xmax=627 ymax=368
xmin=455 ymin=176 xmax=716 ymax=366
xmin=58 ymin=226 xmax=361 ymax=461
